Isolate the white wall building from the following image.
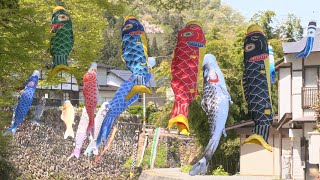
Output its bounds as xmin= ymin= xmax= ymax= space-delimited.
xmin=79 ymin=63 xmax=165 ymax=106
xmin=276 ymin=29 xmax=320 ymax=180
xmin=36 ymin=71 xmax=79 ymax=106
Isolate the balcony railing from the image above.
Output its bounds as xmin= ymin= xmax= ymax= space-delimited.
xmin=302 ymin=87 xmax=319 ymax=109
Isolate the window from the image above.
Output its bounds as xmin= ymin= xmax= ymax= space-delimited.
xmin=63 ymin=92 xmax=69 ymax=101
xmin=304 ymin=67 xmax=318 ymax=87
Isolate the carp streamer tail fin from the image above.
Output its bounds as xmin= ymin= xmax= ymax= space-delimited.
xmin=168 ymin=114 xmax=190 ymax=135
xmin=48 ymin=64 xmax=71 ymax=78
xmin=64 ymin=128 xmax=74 ymax=139
xmin=243 ymin=125 xmax=272 ymax=152
xmin=125 ymin=85 xmax=151 ymax=100
xmin=53 ymin=54 xmax=68 ymax=66
xmin=84 ymin=137 xmax=98 ymax=156
xmin=3 ymin=127 xmax=16 ymax=136
xmin=189 ymin=131 xmax=222 ymax=176
xmin=67 ymin=149 xmax=80 ymax=161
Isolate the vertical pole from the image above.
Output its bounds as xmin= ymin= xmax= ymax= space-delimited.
xmin=279 ymin=131 xmax=282 ymax=179
xmin=143 ymin=93 xmax=146 ymax=132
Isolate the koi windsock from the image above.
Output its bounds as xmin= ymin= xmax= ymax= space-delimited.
xmin=168 ymin=21 xmax=206 ymax=135
xmin=242 ymin=25 xmax=273 ymax=152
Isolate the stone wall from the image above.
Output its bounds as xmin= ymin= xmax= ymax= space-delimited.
xmin=8 ymin=108 xmax=141 ymax=179
xmin=7 ymin=108 xmax=199 ymax=179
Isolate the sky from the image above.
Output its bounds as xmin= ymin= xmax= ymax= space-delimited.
xmin=221 ymin=0 xmax=319 ymax=28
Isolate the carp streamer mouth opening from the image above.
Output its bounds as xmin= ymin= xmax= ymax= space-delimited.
xmin=187 ymin=41 xmax=205 ymax=47
xmin=51 ymin=23 xmax=65 ymax=30
xmin=129 ymin=31 xmax=143 ymax=35
xmin=249 ymin=53 xmax=268 ymax=62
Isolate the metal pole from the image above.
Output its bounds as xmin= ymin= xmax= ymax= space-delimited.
xmin=143 ymin=93 xmax=146 ymax=132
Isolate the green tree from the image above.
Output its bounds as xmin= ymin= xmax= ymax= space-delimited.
xmin=150 ymin=37 xmax=160 ymax=57
xmin=279 ymin=14 xmax=303 ymax=42
xmin=250 ymin=10 xmax=276 ymax=39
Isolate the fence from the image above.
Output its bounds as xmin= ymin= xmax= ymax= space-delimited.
xmin=302 ymin=87 xmax=318 ymax=109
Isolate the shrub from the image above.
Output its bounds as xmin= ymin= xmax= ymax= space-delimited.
xmin=212 ymin=165 xmax=229 ymax=176
xmin=180 ymin=165 xmax=192 ymax=173
xmin=79 ymin=102 xmax=84 ymax=108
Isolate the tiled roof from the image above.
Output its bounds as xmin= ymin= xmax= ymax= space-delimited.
xmin=109 ymin=70 xmax=157 ymax=87
xmin=109 ymin=70 xmax=132 ymax=81
xmin=283 ymin=28 xmax=320 ymax=53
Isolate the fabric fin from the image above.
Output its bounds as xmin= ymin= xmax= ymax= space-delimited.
xmin=189 ymin=130 xmax=223 ymax=176
xmin=3 ymin=127 xmax=16 ymax=136
xmin=64 ymin=128 xmax=74 ymax=139
xmin=84 ymin=137 xmax=97 ymax=156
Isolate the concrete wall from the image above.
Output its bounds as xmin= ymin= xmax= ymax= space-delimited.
xmin=97 ymin=90 xmax=117 ymax=104
xmin=292 ymin=71 xmax=303 ymax=119
xmin=292 ymin=137 xmax=304 ymax=179
xmin=278 ymin=67 xmax=292 ymax=120
xmin=303 ymin=53 xmax=320 ymax=66
xmin=238 ymin=128 xmax=290 ymax=178
xmin=97 ymin=67 xmax=108 ymax=86
xmin=285 ymin=54 xmax=302 ymax=120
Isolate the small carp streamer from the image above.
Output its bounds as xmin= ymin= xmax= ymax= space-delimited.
xmin=295 ymin=21 xmax=316 ymax=59
xmin=242 ymin=25 xmax=273 ymax=152
xmin=4 ymin=70 xmax=40 ymax=135
xmin=48 ymin=6 xmax=74 ymax=77
xmin=189 ymin=54 xmax=232 ymax=176
xmin=68 ymin=107 xmax=89 ymax=160
xmin=168 ymin=21 xmax=206 ymax=135
xmin=60 ymin=100 xmax=75 ymax=139
xmin=84 ymin=102 xmax=109 ymax=156
xmin=83 ymin=62 xmax=98 ymax=136
xmin=121 ymin=15 xmax=151 ymax=100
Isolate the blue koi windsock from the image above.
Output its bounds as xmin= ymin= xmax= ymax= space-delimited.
xmin=295 ymin=21 xmax=316 ymax=59
xmin=4 ymin=70 xmax=40 ymax=136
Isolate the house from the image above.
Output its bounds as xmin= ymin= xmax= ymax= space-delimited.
xmin=227 ymin=31 xmax=320 ymax=180
xmin=78 ymin=63 xmax=165 ymax=106
xmin=36 ymin=71 xmax=79 ymax=106
xmin=35 ymin=63 xmax=164 ymax=107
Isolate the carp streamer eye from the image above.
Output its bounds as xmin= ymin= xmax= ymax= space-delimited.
xmin=204 ymin=69 xmax=208 ymax=77
xmin=123 ymin=24 xmax=133 ymax=31
xmin=245 ymin=43 xmax=255 ymax=52
xmin=58 ymin=14 xmax=69 ymax=21
xmin=182 ymin=31 xmax=194 ymax=37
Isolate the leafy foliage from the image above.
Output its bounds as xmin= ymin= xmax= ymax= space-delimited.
xmin=180 ymin=165 xmax=192 ymax=173
xmin=212 ymin=165 xmax=229 ymax=176
xmin=126 ymin=102 xmax=158 ymax=123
